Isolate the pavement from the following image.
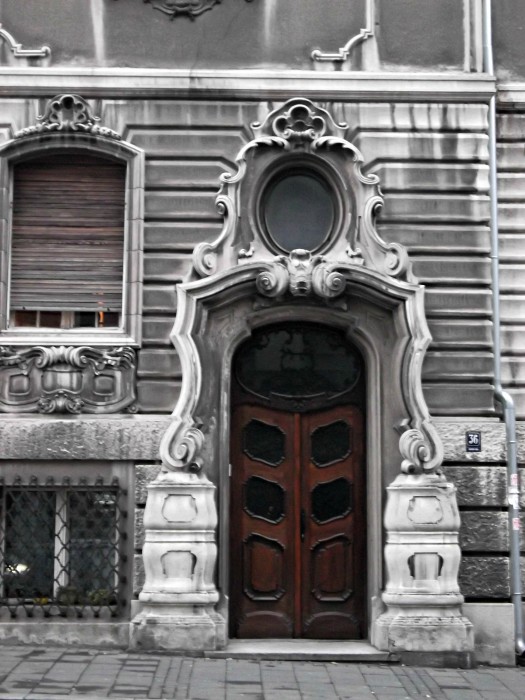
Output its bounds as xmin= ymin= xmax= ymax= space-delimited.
xmin=0 ymin=646 xmax=525 ymax=700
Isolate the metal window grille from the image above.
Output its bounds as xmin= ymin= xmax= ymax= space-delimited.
xmin=0 ymin=476 xmax=128 ymax=619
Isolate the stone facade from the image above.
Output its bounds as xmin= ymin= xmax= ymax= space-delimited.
xmin=0 ymin=0 xmax=523 ymax=666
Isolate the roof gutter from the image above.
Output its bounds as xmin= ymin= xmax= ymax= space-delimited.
xmin=482 ymin=0 xmax=525 ymax=660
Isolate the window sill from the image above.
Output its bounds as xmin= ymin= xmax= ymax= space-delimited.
xmin=0 ymin=329 xmax=140 ymax=347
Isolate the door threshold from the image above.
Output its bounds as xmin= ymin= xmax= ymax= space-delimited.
xmin=206 ymin=639 xmax=394 ymax=662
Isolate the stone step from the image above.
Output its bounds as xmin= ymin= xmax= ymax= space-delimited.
xmin=206 ymin=639 xmax=395 ymax=662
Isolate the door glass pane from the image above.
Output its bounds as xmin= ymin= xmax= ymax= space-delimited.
xmin=242 ymin=419 xmax=286 ymax=466
xmin=311 ymin=420 xmax=352 ymax=467
xmin=311 ymin=478 xmax=353 ymax=523
xmin=244 ymin=476 xmax=285 ymax=523
xmin=236 ymin=323 xmax=362 ymax=401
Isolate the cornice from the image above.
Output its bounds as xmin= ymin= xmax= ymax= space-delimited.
xmin=0 ymin=69 xmax=495 ymax=102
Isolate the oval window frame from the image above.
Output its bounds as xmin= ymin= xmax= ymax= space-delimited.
xmin=256 ymin=157 xmax=345 ymax=255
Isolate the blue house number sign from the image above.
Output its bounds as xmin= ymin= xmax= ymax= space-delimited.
xmin=466 ymin=430 xmax=481 ymax=452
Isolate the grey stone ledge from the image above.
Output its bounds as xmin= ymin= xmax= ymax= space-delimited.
xmin=0 ymin=416 xmax=171 ymax=460
xmin=0 ymin=69 xmax=496 ymax=101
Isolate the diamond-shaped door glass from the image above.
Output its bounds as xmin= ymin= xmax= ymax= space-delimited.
xmin=311 ymin=420 xmax=351 ymax=467
xmin=311 ymin=478 xmax=353 ymax=524
xmin=244 ymin=476 xmax=285 ymax=523
xmin=243 ymin=419 xmax=285 ymax=466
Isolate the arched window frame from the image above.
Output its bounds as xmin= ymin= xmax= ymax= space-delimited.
xmin=0 ymin=133 xmax=144 ymax=346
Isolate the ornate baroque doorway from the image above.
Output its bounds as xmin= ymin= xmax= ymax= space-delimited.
xmin=229 ymin=323 xmax=366 ymax=639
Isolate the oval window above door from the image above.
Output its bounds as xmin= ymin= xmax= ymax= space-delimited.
xmin=262 ymin=171 xmax=335 ymax=252
xmin=235 ymin=323 xmax=362 ymax=404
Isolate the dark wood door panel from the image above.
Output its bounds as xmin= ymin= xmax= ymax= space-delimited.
xmin=230 ymin=405 xmax=296 ymax=638
xmin=300 ymin=406 xmax=366 ymax=639
xmin=230 ymin=403 xmax=366 ymax=639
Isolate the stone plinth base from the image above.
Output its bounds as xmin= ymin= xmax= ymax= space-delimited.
xmin=373 ymin=609 xmax=474 ymax=656
xmin=129 ymin=606 xmax=226 ymax=651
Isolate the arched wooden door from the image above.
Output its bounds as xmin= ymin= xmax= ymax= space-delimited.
xmin=229 ymin=324 xmax=367 ymax=639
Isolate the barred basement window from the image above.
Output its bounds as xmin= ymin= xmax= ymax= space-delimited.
xmin=0 ymin=479 xmax=128 ymax=619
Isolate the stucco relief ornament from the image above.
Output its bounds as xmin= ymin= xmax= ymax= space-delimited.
xmin=15 ymin=94 xmax=121 ymax=140
xmin=143 ymin=0 xmax=220 ymax=19
xmin=0 ymin=345 xmax=136 ymax=414
xmin=256 ymin=250 xmax=346 ymax=300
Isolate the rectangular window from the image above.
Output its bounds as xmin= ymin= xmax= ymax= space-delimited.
xmin=0 ymin=481 xmax=128 ymax=619
xmin=0 ymin=139 xmax=144 ymax=346
xmin=9 ymin=154 xmax=126 ymax=330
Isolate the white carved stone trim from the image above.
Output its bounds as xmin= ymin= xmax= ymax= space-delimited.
xmin=311 ymin=0 xmax=375 ymax=63
xmin=140 ymin=99 xmax=450 ymax=651
xmin=14 ymin=94 xmax=121 ymax=140
xmin=374 ymin=472 xmax=474 ymax=655
xmin=0 ymin=23 xmax=50 ymax=59
xmin=0 ymin=122 xmax=144 ymax=347
xmin=193 ymin=98 xmax=414 ymax=285
xmin=0 ymin=346 xmax=137 ymax=414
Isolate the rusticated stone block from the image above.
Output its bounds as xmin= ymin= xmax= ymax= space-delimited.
xmin=135 ymin=507 xmax=145 ymax=549
xmin=459 ymin=511 xmax=508 ymax=552
xmin=133 ymin=554 xmax=145 ymax=597
xmin=136 ymin=380 xmax=180 ymax=413
xmin=436 ymin=422 xmax=507 ymax=463
xmin=138 ymin=349 xmax=181 ymax=378
xmin=0 ymin=418 xmax=171 ymax=460
xmin=459 ymin=557 xmax=510 ymax=598
xmin=135 ymin=463 xmax=162 ymax=504
xmin=445 ymin=464 xmax=525 ymax=507
xmin=142 ymin=317 xmax=173 ymax=345
xmin=143 ymin=285 xmax=178 ymax=313
xmin=444 ymin=466 xmax=508 ymax=507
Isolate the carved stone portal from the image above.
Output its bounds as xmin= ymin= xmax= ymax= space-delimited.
xmin=0 ymin=346 xmax=137 ymax=414
xmin=134 ymin=99 xmax=472 ymax=658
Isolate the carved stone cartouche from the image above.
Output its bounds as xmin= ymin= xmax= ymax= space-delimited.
xmin=0 ymin=346 xmax=136 ymax=414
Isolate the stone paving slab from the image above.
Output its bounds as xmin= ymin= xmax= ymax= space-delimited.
xmin=0 ymin=647 xmax=524 ymax=699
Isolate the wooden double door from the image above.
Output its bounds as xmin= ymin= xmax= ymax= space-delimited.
xmin=230 ymin=402 xmax=366 ymax=639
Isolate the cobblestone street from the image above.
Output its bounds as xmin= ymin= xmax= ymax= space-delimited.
xmin=0 ymin=646 xmax=524 ymax=700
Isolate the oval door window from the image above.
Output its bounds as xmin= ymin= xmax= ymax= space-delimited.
xmin=262 ymin=172 xmax=335 ymax=252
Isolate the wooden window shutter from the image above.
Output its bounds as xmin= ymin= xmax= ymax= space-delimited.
xmin=10 ymin=154 xmax=126 ymax=313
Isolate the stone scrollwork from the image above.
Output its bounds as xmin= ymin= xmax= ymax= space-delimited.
xmin=15 ymin=94 xmax=121 ymax=140
xmin=160 ymin=419 xmax=205 ymax=471
xmin=398 ymin=426 xmax=434 ymax=475
xmin=0 ymin=23 xmax=50 ymax=59
xmin=0 ymin=345 xmax=136 ymax=414
xmin=192 ymin=98 xmax=414 ymax=284
xmin=311 ymin=0 xmax=374 ymax=64
xmin=256 ymin=249 xmax=347 ymax=300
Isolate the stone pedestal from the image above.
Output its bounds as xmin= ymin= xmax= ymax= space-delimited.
xmin=373 ymin=472 xmax=474 ymax=661
xmin=130 ymin=469 xmax=225 ymax=651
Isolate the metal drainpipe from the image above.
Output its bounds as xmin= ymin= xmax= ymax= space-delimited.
xmin=482 ymin=0 xmax=525 ymax=659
